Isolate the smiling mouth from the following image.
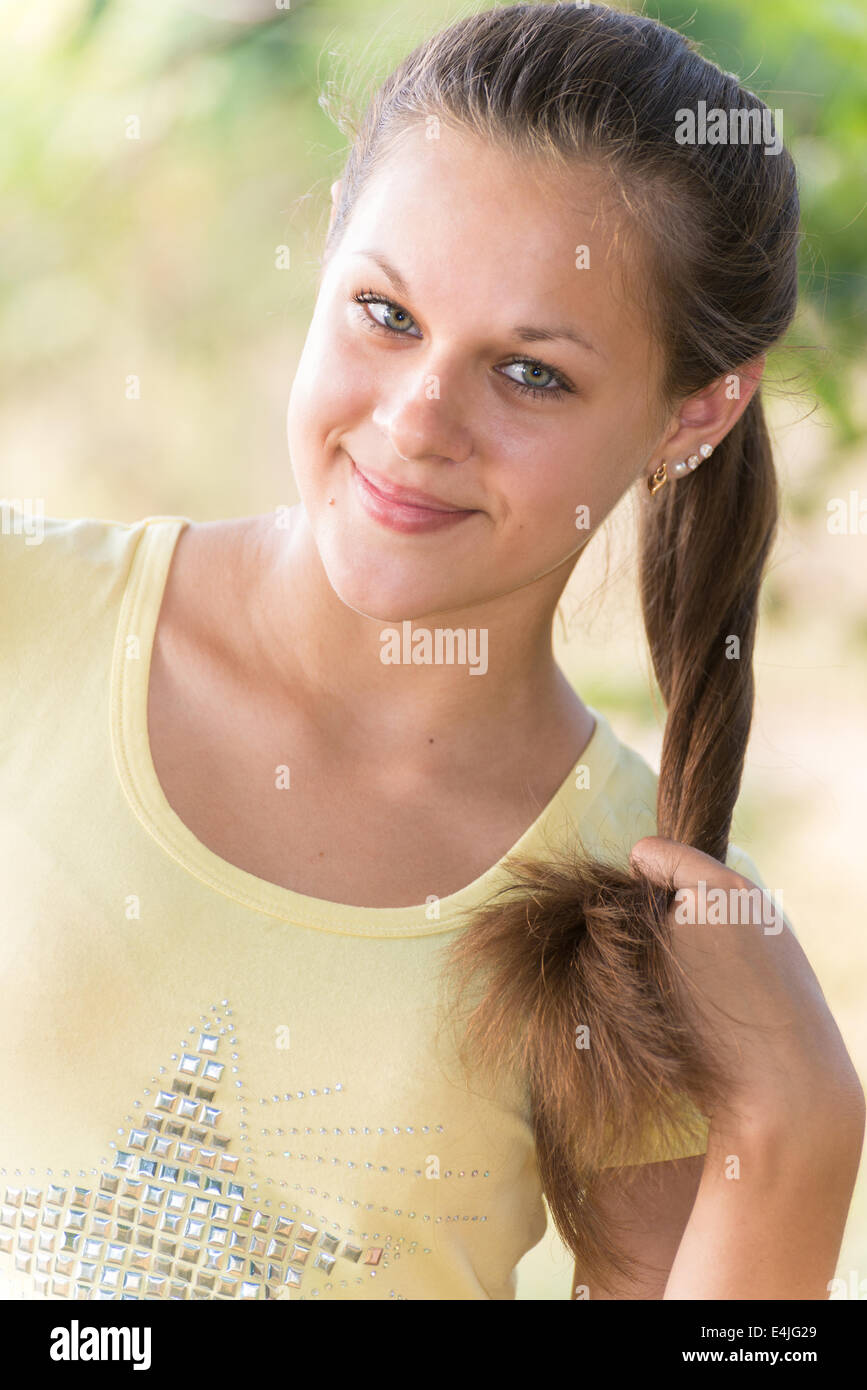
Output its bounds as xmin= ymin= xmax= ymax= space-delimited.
xmin=348 ymin=455 xmax=479 ymax=535
xmin=352 ymin=458 xmax=469 ymax=511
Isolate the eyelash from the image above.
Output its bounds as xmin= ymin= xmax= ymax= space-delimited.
xmin=351 ymin=288 xmax=574 ymax=401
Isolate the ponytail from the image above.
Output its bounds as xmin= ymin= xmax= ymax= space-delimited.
xmin=438 ymin=394 xmax=779 ymax=1291
xmin=645 ymin=394 xmax=779 ymax=860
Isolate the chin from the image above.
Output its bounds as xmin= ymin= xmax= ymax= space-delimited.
xmin=317 ymin=542 xmax=480 ymax=624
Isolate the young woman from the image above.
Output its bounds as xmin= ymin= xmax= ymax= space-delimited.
xmin=0 ymin=3 xmax=862 ymax=1302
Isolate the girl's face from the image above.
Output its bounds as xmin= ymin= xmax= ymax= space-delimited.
xmin=287 ymin=122 xmax=669 ymax=623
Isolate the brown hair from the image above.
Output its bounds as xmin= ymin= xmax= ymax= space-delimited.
xmin=320 ymin=3 xmax=799 ymax=1291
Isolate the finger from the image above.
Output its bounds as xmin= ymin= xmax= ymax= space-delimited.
xmin=629 ymin=835 xmax=732 ymax=890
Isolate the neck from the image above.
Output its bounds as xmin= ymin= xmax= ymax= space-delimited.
xmin=238 ymin=506 xmax=593 ymax=773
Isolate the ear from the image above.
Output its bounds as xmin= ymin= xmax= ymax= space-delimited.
xmin=656 ymin=356 xmax=766 ymax=465
xmin=328 ymin=179 xmax=343 ymax=234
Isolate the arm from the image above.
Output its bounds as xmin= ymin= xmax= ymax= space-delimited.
xmin=571 ymin=1084 xmax=864 ymax=1301
xmin=571 ymin=1154 xmax=706 ymax=1300
xmin=663 ymin=1085 xmax=865 ymax=1299
xmin=580 ymin=836 xmax=866 ymax=1301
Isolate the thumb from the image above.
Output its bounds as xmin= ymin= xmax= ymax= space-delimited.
xmin=630 ymin=835 xmax=725 ymax=889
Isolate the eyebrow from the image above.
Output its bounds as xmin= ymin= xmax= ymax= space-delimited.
xmin=353 ymin=249 xmax=604 ymax=360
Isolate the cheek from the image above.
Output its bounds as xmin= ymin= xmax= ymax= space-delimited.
xmin=493 ymin=436 xmax=620 ymax=556
xmin=287 ymin=331 xmax=367 ymax=476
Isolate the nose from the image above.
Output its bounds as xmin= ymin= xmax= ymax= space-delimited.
xmin=371 ymin=367 xmax=474 ymax=467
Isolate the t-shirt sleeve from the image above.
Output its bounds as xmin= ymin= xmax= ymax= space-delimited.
xmin=726 ymin=841 xmax=793 ymax=938
xmin=597 ymin=840 xmax=769 ymax=1170
xmin=725 ymin=842 xmax=766 ymax=889
xmin=597 ymin=1095 xmax=710 ymax=1169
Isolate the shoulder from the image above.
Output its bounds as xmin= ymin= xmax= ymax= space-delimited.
xmin=150 ymin=512 xmax=273 ymax=668
xmin=0 ymin=511 xmax=156 ymax=649
xmin=0 ymin=511 xmax=189 ymax=723
xmin=572 ymin=711 xmax=662 ymax=858
xmin=724 ymin=842 xmax=766 ymax=887
xmin=0 ymin=508 xmax=152 ymax=595
xmin=575 ymin=710 xmax=769 ymax=887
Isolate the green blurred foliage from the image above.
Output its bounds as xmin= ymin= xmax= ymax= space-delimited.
xmin=654 ymin=0 xmax=867 ymax=442
xmin=1 ymin=0 xmax=864 ymax=475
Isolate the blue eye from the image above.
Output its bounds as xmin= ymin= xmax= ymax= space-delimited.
xmin=354 ymin=291 xmax=421 ymax=336
xmin=493 ymin=357 xmax=571 ymax=401
xmin=499 ymin=360 xmax=560 ymax=394
xmin=351 ymin=289 xmax=574 ymax=401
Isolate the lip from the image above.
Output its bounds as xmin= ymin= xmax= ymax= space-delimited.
xmin=349 ymin=456 xmax=478 ymax=535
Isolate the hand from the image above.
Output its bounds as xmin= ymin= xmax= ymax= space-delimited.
xmin=629 ymin=836 xmax=862 ymax=1138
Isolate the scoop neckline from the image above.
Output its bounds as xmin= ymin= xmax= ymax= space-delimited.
xmin=110 ymin=515 xmax=622 ymax=936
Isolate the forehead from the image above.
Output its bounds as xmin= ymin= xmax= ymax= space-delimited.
xmin=335 ymin=121 xmax=657 ymax=364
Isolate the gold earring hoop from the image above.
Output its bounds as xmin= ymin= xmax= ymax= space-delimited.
xmin=648 ymin=443 xmax=714 ymax=495
xmin=647 ymin=462 xmax=667 ymax=496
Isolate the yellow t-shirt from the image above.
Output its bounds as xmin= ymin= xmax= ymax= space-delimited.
xmin=0 ymin=513 xmax=766 ymax=1301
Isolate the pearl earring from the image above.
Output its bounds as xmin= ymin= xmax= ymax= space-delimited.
xmin=647 ymin=443 xmax=714 ymax=494
xmin=688 ymin=442 xmax=714 ymax=470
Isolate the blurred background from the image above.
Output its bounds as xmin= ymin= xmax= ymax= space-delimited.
xmin=2 ymin=0 xmax=865 ymax=1298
